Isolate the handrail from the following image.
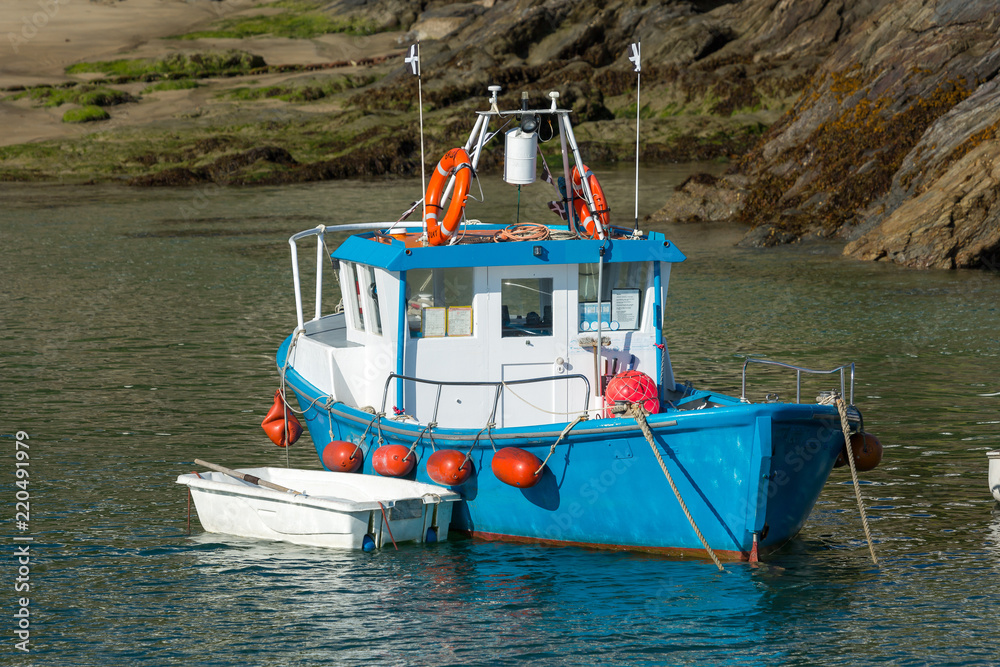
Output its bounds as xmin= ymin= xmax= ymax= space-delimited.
xmin=289 ymin=225 xmax=323 ymax=331
xmin=740 ymin=358 xmax=855 ymax=405
xmin=380 ymin=373 xmax=592 ymax=428
xmin=288 ymin=221 xmax=495 ymax=330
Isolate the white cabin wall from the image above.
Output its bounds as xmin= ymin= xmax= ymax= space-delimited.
xmin=401 ymin=269 xmax=493 ymax=428
xmin=301 ymin=259 xmax=677 ymax=419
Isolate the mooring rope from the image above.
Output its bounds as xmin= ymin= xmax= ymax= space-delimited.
xmin=536 ymin=414 xmax=587 ymax=474
xmin=404 ymin=424 xmax=433 ymax=461
xmin=353 ymin=409 xmax=385 ymax=458
xmin=629 ymin=403 xmax=725 ymax=572
xmin=834 ymin=397 xmax=879 ymax=565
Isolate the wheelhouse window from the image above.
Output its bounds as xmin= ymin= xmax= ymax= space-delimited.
xmin=406 ymin=267 xmax=474 ymax=338
xmin=346 ymin=262 xmax=364 ymax=331
xmin=343 ymin=261 xmax=382 ymax=336
xmin=501 ymin=278 xmax=553 ymax=337
xmin=363 ymin=265 xmax=382 ymax=336
xmin=578 ymin=262 xmax=649 ymax=332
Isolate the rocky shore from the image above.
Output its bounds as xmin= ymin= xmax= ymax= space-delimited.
xmin=650 ymin=0 xmax=1000 ymax=270
xmin=2 ymin=0 xmax=998 ymax=269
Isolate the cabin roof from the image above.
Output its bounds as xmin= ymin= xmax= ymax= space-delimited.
xmin=332 ymin=226 xmax=686 ymax=271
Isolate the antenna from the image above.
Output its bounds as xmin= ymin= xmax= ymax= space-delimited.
xmin=406 ymin=43 xmax=427 ymax=238
xmin=629 ymin=41 xmax=641 ymax=233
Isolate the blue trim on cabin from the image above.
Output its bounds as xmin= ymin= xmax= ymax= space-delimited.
xmin=653 ymin=261 xmax=663 ymax=401
xmin=332 ymin=227 xmax=686 ymax=270
xmin=396 ymin=270 xmax=406 ymax=412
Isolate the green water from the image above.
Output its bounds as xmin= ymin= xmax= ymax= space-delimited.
xmin=1 ymin=167 xmax=999 ymax=665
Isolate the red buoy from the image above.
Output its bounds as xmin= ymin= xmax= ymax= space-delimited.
xmin=605 ymin=370 xmax=660 ymax=416
xmin=261 ymin=389 xmax=302 ymax=447
xmin=426 ymin=449 xmax=474 ymax=486
xmin=491 ymin=447 xmax=543 ymax=488
xmin=322 ymin=440 xmax=363 ymax=473
xmin=372 ymin=444 xmax=416 ymax=478
xmin=836 ymin=432 xmax=883 ymax=472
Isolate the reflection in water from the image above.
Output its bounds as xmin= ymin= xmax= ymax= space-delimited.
xmin=988 ymin=506 xmax=1000 ymax=560
xmin=2 ymin=173 xmax=1000 ymax=664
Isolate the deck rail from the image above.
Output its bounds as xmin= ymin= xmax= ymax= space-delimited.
xmin=380 ymin=373 xmax=592 ymax=428
xmin=288 ymin=223 xmax=427 ymax=330
xmin=740 ymin=359 xmax=855 ymax=405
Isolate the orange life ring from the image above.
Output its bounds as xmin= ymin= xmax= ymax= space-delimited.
xmin=425 ymin=148 xmax=473 ymax=246
xmin=571 ymin=164 xmax=609 ymax=239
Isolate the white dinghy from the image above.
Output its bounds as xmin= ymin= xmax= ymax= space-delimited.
xmin=989 ymin=451 xmax=1000 ymax=503
xmin=177 ymin=460 xmax=460 ymax=550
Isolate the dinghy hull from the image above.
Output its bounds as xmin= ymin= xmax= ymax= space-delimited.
xmin=178 ymin=467 xmax=459 ymax=550
xmin=990 ymin=452 xmax=1000 ymax=502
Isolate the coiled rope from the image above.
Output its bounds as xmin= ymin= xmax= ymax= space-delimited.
xmin=494 ymin=223 xmax=550 ymax=242
xmin=834 ymin=397 xmax=879 ymax=565
xmin=628 ymin=403 xmax=724 ymax=571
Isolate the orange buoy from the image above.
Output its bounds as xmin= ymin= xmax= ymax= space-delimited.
xmin=322 ymin=440 xmax=363 ymax=473
xmin=605 ymin=370 xmax=659 ymax=417
xmin=491 ymin=447 xmax=543 ymax=488
xmin=372 ymin=444 xmax=416 ymax=478
xmin=426 ymin=449 xmax=474 ymax=486
xmin=261 ymin=389 xmax=302 ymax=447
xmin=835 ymin=432 xmax=883 ymax=471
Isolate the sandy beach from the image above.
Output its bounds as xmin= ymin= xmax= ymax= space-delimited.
xmin=1 ymin=0 xmax=402 ymax=146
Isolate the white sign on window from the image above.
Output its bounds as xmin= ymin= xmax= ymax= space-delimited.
xmin=447 ymin=307 xmax=473 ymax=336
xmin=422 ymin=307 xmax=447 ymax=337
xmin=611 ymin=289 xmax=641 ymax=330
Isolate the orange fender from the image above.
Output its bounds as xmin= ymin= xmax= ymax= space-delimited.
xmin=426 ymin=449 xmax=474 ymax=486
xmin=261 ymin=389 xmax=302 ymax=447
xmin=491 ymin=447 xmax=544 ymax=488
xmin=322 ymin=440 xmax=363 ymax=473
xmin=372 ymin=444 xmax=416 ymax=478
xmin=835 ymin=432 xmax=883 ymax=472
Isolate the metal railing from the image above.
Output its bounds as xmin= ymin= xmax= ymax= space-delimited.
xmin=288 ymin=223 xmax=427 ymax=330
xmin=740 ymin=359 xmax=855 ymax=405
xmin=380 ymin=373 xmax=592 ymax=428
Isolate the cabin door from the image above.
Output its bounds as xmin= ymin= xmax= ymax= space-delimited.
xmin=488 ymin=266 xmax=570 ymax=427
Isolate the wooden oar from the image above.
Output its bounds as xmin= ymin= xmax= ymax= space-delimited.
xmin=195 ymin=459 xmax=304 ymax=496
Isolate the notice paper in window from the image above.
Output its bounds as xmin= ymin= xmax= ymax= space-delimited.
xmin=447 ymin=306 xmax=473 ymax=336
xmin=579 ymin=302 xmax=612 ymax=331
xmin=422 ymin=307 xmax=447 ymax=337
xmin=611 ymin=289 xmax=641 ymax=330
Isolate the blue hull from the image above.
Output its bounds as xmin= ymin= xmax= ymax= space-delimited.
xmin=278 ymin=347 xmax=845 ymax=560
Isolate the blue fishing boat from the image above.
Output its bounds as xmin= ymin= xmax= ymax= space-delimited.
xmin=271 ymin=85 xmax=882 ymax=563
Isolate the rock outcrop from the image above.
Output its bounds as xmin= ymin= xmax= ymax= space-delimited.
xmin=652 ymin=0 xmax=1000 ymax=270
